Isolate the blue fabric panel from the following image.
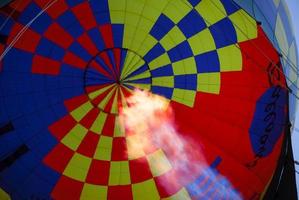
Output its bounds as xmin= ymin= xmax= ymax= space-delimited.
xmin=18 ymin=2 xmax=52 ymax=34
xmin=112 ymin=24 xmax=124 ymax=48
xmin=151 ymin=65 xmax=173 ymax=77
xmin=174 ymin=74 xmax=197 ymax=90
xmin=66 ymin=0 xmax=84 ymax=7
xmin=88 ymin=28 xmax=105 ymax=51
xmin=3 ymin=48 xmax=33 ymax=73
xmin=89 ymin=0 xmax=111 ymax=24
xmin=188 ymin=0 xmax=201 ymax=7
xmin=150 ymin=14 xmax=175 ymax=40
xmin=178 ymin=10 xmax=206 ymax=38
xmin=144 ymin=43 xmax=165 ymax=63
xmin=249 ymin=86 xmax=287 ymax=157
xmin=126 ymin=77 xmax=151 ymax=84
xmin=195 ymin=51 xmax=220 ymax=73
xmin=69 ymin=42 xmax=92 ymax=62
xmin=57 ymin=11 xmax=84 ymax=38
xmin=220 ymin=0 xmax=240 ymax=15
xmin=168 ymin=41 xmax=193 ymax=62
xmin=36 ymin=38 xmax=65 ymax=60
xmin=209 ymin=18 xmax=237 ymax=48
xmin=126 ymin=64 xmax=149 ymax=79
xmin=151 ymin=86 xmax=173 ymax=99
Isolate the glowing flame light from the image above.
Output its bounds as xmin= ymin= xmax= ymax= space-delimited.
xmin=119 ymin=89 xmax=242 ymax=199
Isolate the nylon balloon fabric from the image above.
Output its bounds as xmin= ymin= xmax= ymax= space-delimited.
xmin=0 ymin=0 xmax=289 ymax=199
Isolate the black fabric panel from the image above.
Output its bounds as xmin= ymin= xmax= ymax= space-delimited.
xmin=263 ymin=122 xmax=298 ymax=199
xmin=0 ymin=122 xmax=14 ymax=136
xmin=271 ymin=131 xmax=298 ymax=200
xmin=0 ymin=34 xmax=8 ymax=44
xmin=0 ymin=144 xmax=29 ymax=172
xmin=0 ymin=0 xmax=14 ymax=8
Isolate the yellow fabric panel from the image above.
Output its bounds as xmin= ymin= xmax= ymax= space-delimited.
xmin=70 ymin=101 xmax=93 ymax=122
xmin=88 ymin=84 xmax=114 ymax=100
xmin=137 ymin=35 xmax=158 ymax=57
xmin=94 ymin=135 xmax=113 ymax=161
xmin=80 ymin=184 xmax=107 ymax=200
xmin=152 ymin=76 xmax=174 ymax=88
xmin=121 ymin=51 xmax=141 ymax=79
xmin=122 ymin=0 xmax=146 ymax=49
xmin=61 ymin=124 xmax=88 ymax=151
xmin=120 ymin=0 xmax=165 ymax=55
xmin=288 ymin=42 xmax=298 ymax=83
xmin=148 ymin=53 xmax=171 ymax=70
xmin=129 ymin=25 xmax=153 ymax=55
xmin=145 ymin=0 xmax=169 ymax=12
xmin=275 ymin=14 xmax=289 ymax=55
xmin=108 ymin=0 xmax=126 ymax=23
xmin=172 ymin=57 xmax=197 ymax=75
xmin=108 ymin=0 xmax=126 ymax=11
xmin=123 ymin=25 xmax=143 ymax=52
xmin=0 ymin=188 xmax=10 ymax=200
xmin=110 ymin=89 xmax=119 ymax=114
xmin=274 ymin=0 xmax=280 ymax=7
xmin=228 ymin=10 xmax=257 ymax=42
xmin=130 ymin=2 xmax=166 ymax=55
xmin=132 ymin=179 xmax=160 ymax=200
xmin=109 ymin=10 xmax=125 ymax=24
xmin=172 ymin=88 xmax=196 ymax=107
xmin=90 ymin=112 xmax=107 ymax=134
xmin=163 ymin=0 xmax=191 ymax=23
xmin=217 ymin=44 xmax=242 ymax=72
xmin=282 ymin=1 xmax=292 ymax=24
xmin=63 ymin=153 xmax=92 ymax=182
xmin=160 ymin=26 xmax=186 ymax=51
xmin=109 ymin=161 xmax=131 ymax=185
xmin=114 ymin=116 xmax=125 ymax=137
xmin=98 ymin=87 xmax=117 ymax=109
xmin=125 ymin=70 xmax=151 ymax=81
xmin=126 ymin=0 xmax=146 ymax=14
xmin=129 ymin=2 xmax=167 ymax=55
xmin=197 ymin=72 xmax=221 ymax=94
xmin=195 ymin=0 xmax=226 ymax=25
xmin=188 ymin=29 xmax=216 ymax=55
xmin=162 ymin=188 xmax=191 ymax=200
xmin=122 ymin=58 xmax=145 ymax=79
xmin=146 ymin=149 xmax=172 ymax=177
xmin=122 ymin=24 xmax=138 ymax=50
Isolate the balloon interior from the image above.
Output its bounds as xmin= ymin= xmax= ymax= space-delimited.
xmin=0 ymin=0 xmax=297 ymax=199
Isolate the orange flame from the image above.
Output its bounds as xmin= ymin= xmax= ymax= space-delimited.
xmin=119 ymin=89 xmax=242 ymax=199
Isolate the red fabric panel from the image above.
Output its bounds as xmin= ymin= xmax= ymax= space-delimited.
xmin=77 ymin=33 xmax=98 ymax=56
xmin=86 ymin=160 xmax=110 ymax=185
xmin=8 ymin=23 xmax=41 ymax=52
xmin=51 ymin=176 xmax=83 ymax=200
xmin=49 ymin=115 xmax=77 ymax=140
xmin=43 ymin=143 xmax=74 ymax=173
xmin=108 ymin=185 xmax=133 ymax=200
xmin=77 ymin=131 xmax=100 ymax=157
xmin=62 ymin=51 xmax=87 ymax=69
xmin=72 ymin=2 xmax=97 ymax=30
xmin=111 ymin=137 xmax=128 ymax=161
xmin=99 ymin=25 xmax=114 ymax=49
xmin=44 ymin=23 xmax=73 ymax=49
xmin=129 ymin=157 xmax=152 ymax=183
xmin=34 ymin=0 xmax=68 ymax=19
xmin=102 ymin=114 xmax=116 ymax=137
xmin=32 ymin=55 xmax=60 ymax=75
xmin=64 ymin=95 xmax=89 ymax=112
